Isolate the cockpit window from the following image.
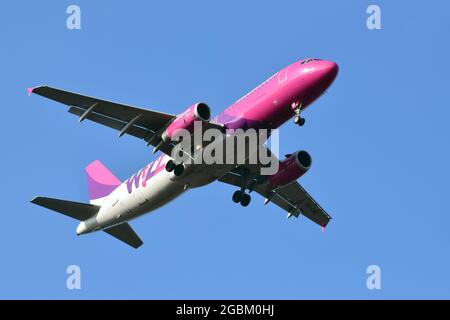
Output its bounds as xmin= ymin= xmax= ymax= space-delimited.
xmin=300 ymin=58 xmax=321 ymax=65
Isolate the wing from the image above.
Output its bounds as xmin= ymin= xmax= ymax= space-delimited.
xmin=218 ymin=148 xmax=332 ymax=228
xmin=31 ymin=86 xmax=176 ymax=155
xmin=259 ymin=182 xmax=331 ymax=227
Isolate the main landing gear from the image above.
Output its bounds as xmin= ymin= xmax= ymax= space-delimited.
xmin=292 ymin=101 xmax=305 ymax=126
xmin=231 ymin=167 xmax=257 ymax=207
xmin=165 ymin=159 xmax=184 ymax=176
xmin=232 ymin=190 xmax=251 ymax=207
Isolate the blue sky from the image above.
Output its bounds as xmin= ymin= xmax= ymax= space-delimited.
xmin=1 ymin=0 xmax=449 ymax=299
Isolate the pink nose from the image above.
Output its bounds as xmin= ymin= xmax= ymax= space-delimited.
xmin=297 ymin=59 xmax=339 ymax=105
xmin=312 ymin=60 xmax=339 ymax=92
xmin=316 ymin=60 xmax=339 ymax=80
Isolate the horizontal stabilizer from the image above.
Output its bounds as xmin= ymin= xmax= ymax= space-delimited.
xmin=31 ymin=196 xmax=99 ymax=221
xmin=103 ymin=223 xmax=143 ymax=249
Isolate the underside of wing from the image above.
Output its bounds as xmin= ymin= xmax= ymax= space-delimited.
xmin=258 ymin=182 xmax=332 ymax=227
xmin=218 ymin=144 xmax=332 ymax=227
xmin=219 ymin=171 xmax=331 ymax=227
xmin=31 ymin=86 xmax=176 ymax=155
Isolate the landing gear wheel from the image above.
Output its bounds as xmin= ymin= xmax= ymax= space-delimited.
xmin=165 ymin=160 xmax=176 ymax=172
xmin=232 ymin=190 xmax=242 ymax=203
xmin=294 ymin=116 xmax=305 ymax=126
xmin=240 ymin=193 xmax=251 ymax=207
xmin=173 ymin=164 xmax=184 ymax=176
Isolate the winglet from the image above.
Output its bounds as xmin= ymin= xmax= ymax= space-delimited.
xmin=321 ymin=225 xmax=325 ymax=232
xmin=27 ymin=87 xmax=35 ymax=96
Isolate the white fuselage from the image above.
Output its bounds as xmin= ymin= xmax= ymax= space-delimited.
xmin=77 ymin=141 xmax=238 ymax=235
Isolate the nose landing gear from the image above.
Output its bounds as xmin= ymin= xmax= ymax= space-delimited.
xmin=294 ymin=116 xmax=305 ymax=126
xmin=292 ymin=101 xmax=305 ymax=126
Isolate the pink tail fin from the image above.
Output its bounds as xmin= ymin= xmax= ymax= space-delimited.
xmin=85 ymin=160 xmax=121 ymax=202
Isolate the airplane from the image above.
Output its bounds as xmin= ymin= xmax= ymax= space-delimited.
xmin=30 ymin=58 xmax=339 ymax=248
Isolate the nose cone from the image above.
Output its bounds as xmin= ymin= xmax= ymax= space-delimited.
xmin=299 ymin=59 xmax=339 ymax=86
xmin=297 ymin=59 xmax=339 ymax=105
xmin=316 ymin=60 xmax=339 ymax=84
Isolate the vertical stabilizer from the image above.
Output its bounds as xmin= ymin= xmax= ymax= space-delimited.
xmin=85 ymin=160 xmax=121 ymax=205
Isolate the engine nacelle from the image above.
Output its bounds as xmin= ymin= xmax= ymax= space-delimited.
xmin=268 ymin=151 xmax=312 ymax=188
xmin=162 ymin=102 xmax=211 ymax=142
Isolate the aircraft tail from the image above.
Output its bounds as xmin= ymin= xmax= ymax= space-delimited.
xmin=85 ymin=160 xmax=121 ymax=205
xmin=31 ymin=161 xmax=143 ymax=249
xmin=31 ymin=196 xmax=143 ymax=248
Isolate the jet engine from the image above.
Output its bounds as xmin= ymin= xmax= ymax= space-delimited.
xmin=161 ymin=102 xmax=211 ymax=142
xmin=268 ymin=150 xmax=312 ymax=188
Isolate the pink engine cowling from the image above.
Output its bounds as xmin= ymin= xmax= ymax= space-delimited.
xmin=161 ymin=102 xmax=211 ymax=142
xmin=268 ymin=151 xmax=312 ymax=188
